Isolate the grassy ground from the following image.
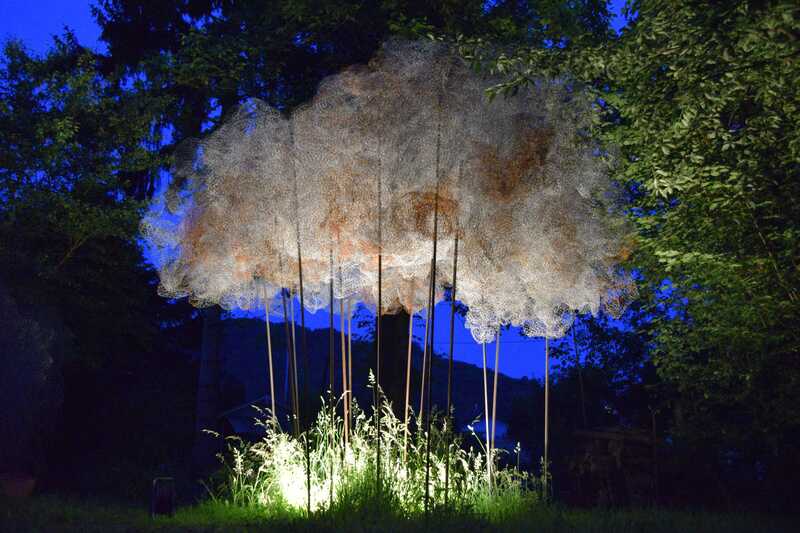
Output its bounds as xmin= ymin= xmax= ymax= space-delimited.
xmin=0 ymin=494 xmax=795 ymax=533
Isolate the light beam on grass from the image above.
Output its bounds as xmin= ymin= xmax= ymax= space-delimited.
xmin=211 ymin=393 xmax=533 ymax=514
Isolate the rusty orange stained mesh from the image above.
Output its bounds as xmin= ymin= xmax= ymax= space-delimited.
xmin=319 ymin=172 xmax=352 ymax=240
xmin=319 ymin=166 xmax=375 ymax=246
xmin=476 ymin=126 xmax=554 ymax=204
xmin=471 ymin=208 xmax=517 ymax=270
xmin=252 ymin=240 xmax=281 ymax=280
xmin=389 ymin=189 xmax=459 ymax=241
xmin=231 ymin=242 xmax=255 ymax=283
xmin=182 ymin=203 xmax=217 ymax=270
xmin=541 ymin=201 xmax=589 ymax=284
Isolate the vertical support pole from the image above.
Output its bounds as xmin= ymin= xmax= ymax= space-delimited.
xmin=328 ymin=251 xmax=335 ymax=507
xmin=423 ymin=185 xmax=440 ymax=516
xmin=418 ymin=293 xmax=430 ymax=422
xmin=375 ymin=167 xmax=383 ymax=497
xmin=341 ymin=296 xmax=349 ymax=445
xmin=347 ymin=300 xmax=353 ymax=436
xmin=544 ymin=335 xmax=550 ymax=502
xmin=288 ymin=122 xmax=311 ymax=515
xmin=297 ymin=247 xmax=311 ymax=515
xmin=444 ymin=235 xmax=458 ymax=508
xmin=265 ymin=290 xmax=276 ymax=424
xmin=283 ymin=289 xmax=299 ymax=437
xmin=403 ymin=303 xmax=414 ymax=463
xmin=424 ymin=76 xmax=445 ymax=515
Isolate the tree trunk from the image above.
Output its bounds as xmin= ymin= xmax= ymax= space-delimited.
xmin=572 ymin=325 xmax=588 ymax=429
xmin=380 ymin=310 xmax=410 ymax=418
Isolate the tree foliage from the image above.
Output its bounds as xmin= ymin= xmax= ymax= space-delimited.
xmin=470 ymin=0 xmax=800 ymax=506
xmin=0 ymin=34 xmax=170 ymax=363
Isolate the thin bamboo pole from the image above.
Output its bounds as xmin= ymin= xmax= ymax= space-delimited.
xmin=347 ymin=300 xmax=353 ymax=435
xmin=423 ymin=184 xmax=440 ymax=515
xmin=544 ymin=335 xmax=550 ymax=501
xmin=403 ymin=303 xmax=414 ymax=463
xmin=481 ymin=342 xmax=492 ymax=488
xmin=375 ymin=169 xmax=383 ymax=496
xmin=289 ymin=124 xmax=311 ymax=515
xmin=491 ymin=329 xmax=501 ymax=455
xmin=277 ymin=230 xmax=291 ymax=414
xmin=289 ymin=293 xmax=300 ymax=428
xmin=329 ymin=253 xmax=335 ymax=507
xmin=265 ymin=299 xmax=276 ymax=424
xmin=283 ymin=289 xmax=299 ymax=437
xmin=444 ymin=235 xmax=458 ymax=508
xmin=424 ymin=78 xmax=445 ymax=515
xmin=340 ymin=297 xmax=349 ymax=445
xmin=296 ymin=248 xmax=311 ymax=515
xmin=418 ymin=270 xmax=431 ymax=420
xmin=283 ymin=324 xmax=290 ymax=406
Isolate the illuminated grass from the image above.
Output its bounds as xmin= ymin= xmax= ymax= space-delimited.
xmin=205 ymin=380 xmax=536 ymax=516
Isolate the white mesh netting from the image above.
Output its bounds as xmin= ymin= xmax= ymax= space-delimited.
xmin=141 ymin=39 xmax=636 ymax=341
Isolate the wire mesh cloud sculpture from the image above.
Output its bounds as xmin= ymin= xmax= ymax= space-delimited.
xmin=141 ymin=39 xmax=636 ymax=342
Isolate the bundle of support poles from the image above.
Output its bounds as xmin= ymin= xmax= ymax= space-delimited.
xmin=267 ymin=173 xmax=550 ymax=516
xmin=478 ymin=327 xmax=503 ymax=491
xmin=481 ymin=342 xmax=492 ymax=486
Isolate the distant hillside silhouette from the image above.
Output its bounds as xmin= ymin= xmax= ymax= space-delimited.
xmin=217 ymin=318 xmax=533 ymax=433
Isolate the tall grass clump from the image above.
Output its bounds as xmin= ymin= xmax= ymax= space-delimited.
xmin=206 ymin=380 xmax=538 ymax=518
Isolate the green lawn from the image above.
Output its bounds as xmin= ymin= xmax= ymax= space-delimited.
xmin=0 ymin=495 xmax=795 ymax=533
